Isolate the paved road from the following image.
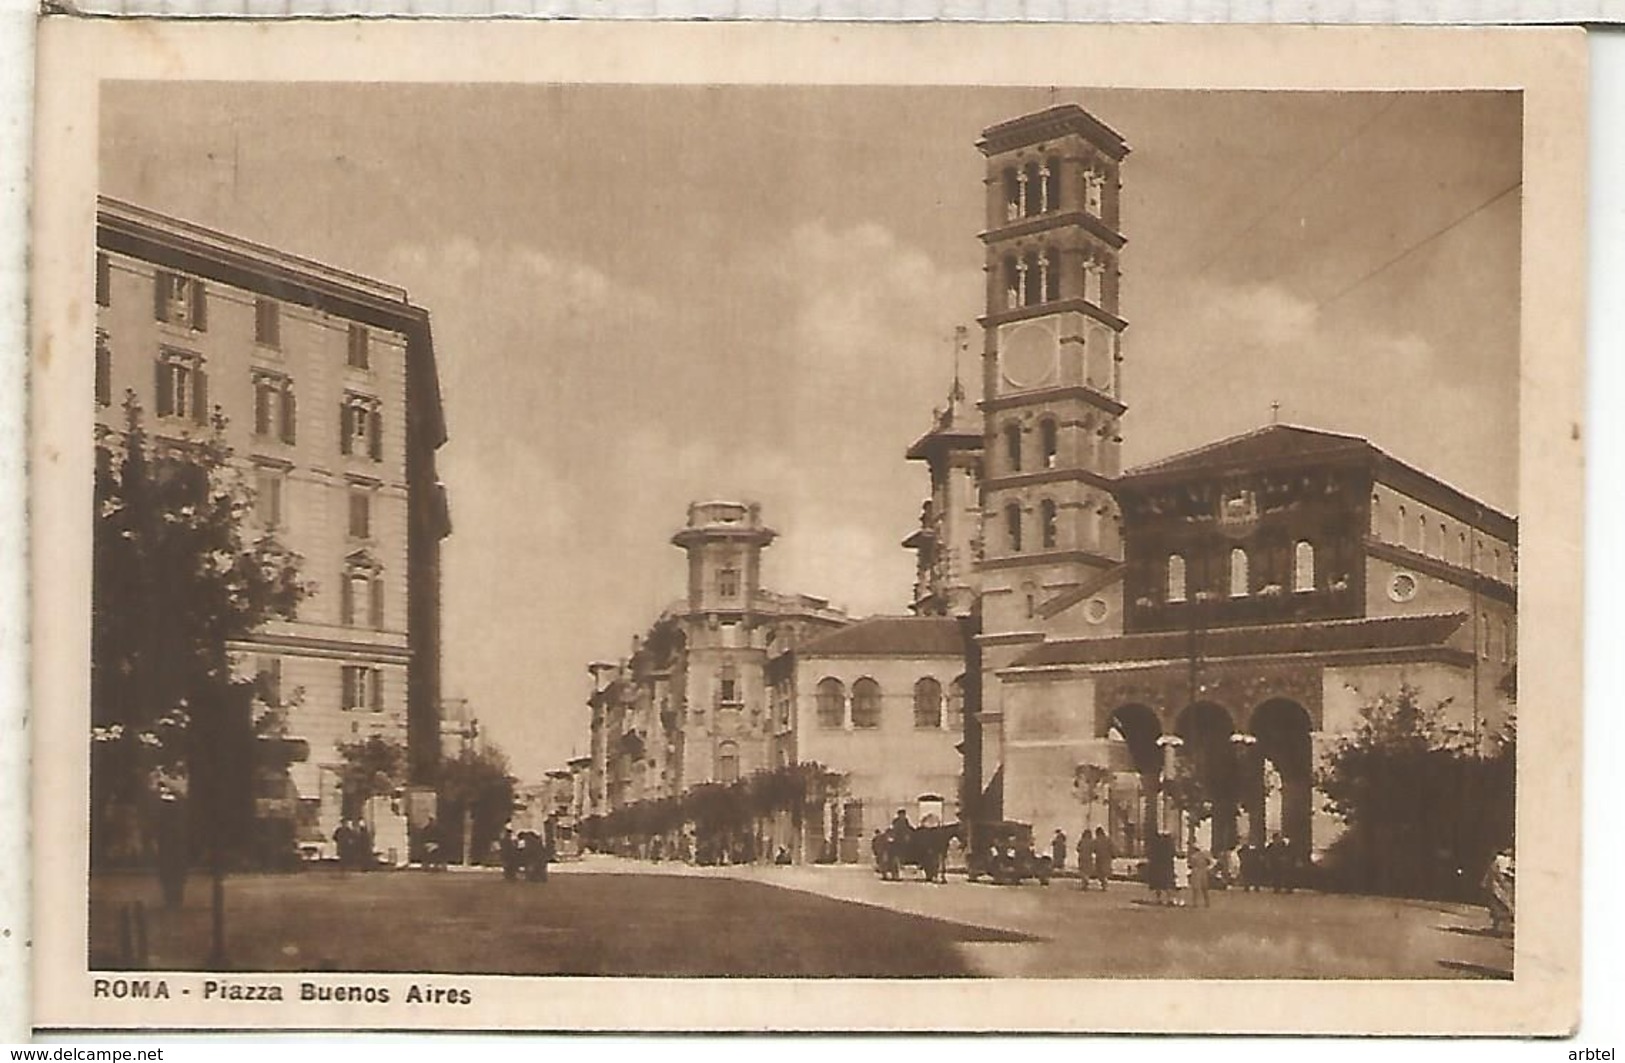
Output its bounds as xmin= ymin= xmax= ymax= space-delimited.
xmin=89 ymin=857 xmax=1511 ymax=979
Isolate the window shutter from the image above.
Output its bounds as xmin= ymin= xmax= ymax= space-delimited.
xmin=191 ymin=281 xmax=208 ymax=332
xmin=370 ymin=577 xmax=384 ymax=630
xmin=153 ymin=272 xmax=168 ymax=323
xmin=282 ymin=386 xmax=297 ymax=444
xmin=193 ymin=367 xmax=209 ymax=425
xmin=370 ymin=668 xmax=384 ymax=712
xmin=340 ymin=404 xmax=352 ymax=455
xmin=340 ymin=576 xmax=354 ymax=626
xmin=96 ymin=254 xmax=110 ymax=308
xmin=369 ymin=410 xmax=383 ymax=461
xmin=155 ymin=361 xmax=173 ymax=418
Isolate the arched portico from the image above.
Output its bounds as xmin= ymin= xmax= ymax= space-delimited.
xmin=1245 ymin=698 xmax=1315 ymax=855
xmin=1103 ymin=703 xmax=1161 ymax=856
xmin=1174 ymin=701 xmax=1240 ymax=852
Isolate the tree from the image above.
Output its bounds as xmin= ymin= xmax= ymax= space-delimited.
xmin=91 ymin=395 xmax=309 ymax=873
xmin=1073 ymin=763 xmax=1112 ymax=831
xmin=438 ymin=742 xmax=517 ymax=864
xmin=1315 ymin=685 xmax=1515 ymax=899
xmin=335 ymin=735 xmax=408 ymax=819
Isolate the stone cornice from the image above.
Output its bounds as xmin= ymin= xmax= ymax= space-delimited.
xmin=979 ymin=298 xmax=1128 ymax=334
xmin=980 ymin=210 xmax=1126 ymax=251
xmin=982 ymin=384 xmax=1127 ymax=419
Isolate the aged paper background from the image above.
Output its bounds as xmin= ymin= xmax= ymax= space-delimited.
xmin=30 ymin=20 xmax=1586 ymax=1033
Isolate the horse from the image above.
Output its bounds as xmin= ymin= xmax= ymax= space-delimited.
xmin=876 ymin=823 xmax=963 ymax=883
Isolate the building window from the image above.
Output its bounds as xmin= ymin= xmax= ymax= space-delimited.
xmin=96 ymin=253 xmax=110 ymax=308
xmin=851 ymin=678 xmax=881 ymax=730
xmin=1040 ymin=499 xmax=1058 ymax=550
xmin=719 ymin=621 xmax=740 ymax=648
xmin=1006 ymin=504 xmax=1023 ymax=553
xmin=1023 ymin=161 xmax=1041 ymax=218
xmin=1023 ymin=252 xmax=1042 ymax=306
xmin=153 ymin=271 xmax=207 ymax=331
xmin=913 ymin=677 xmax=943 ymax=729
xmin=1229 ymin=548 xmax=1250 ymax=598
xmin=94 ymin=330 xmax=111 ymax=407
xmin=1083 ymin=261 xmax=1104 ymax=305
xmin=155 ymin=349 xmax=208 ymax=423
xmin=1004 ymin=423 xmax=1022 ymax=473
xmin=348 ymin=324 xmax=371 ymax=369
xmin=341 ymin=665 xmax=383 ymax=712
xmin=1043 ymin=157 xmax=1061 ymax=214
xmin=946 ymin=676 xmax=965 ymax=731
xmin=1396 ymin=505 xmax=1408 ymax=548
xmin=347 ymin=487 xmax=372 ymax=540
xmin=254 ymin=467 xmax=285 ymax=530
xmin=253 ymin=372 xmax=297 ymax=444
xmin=341 ymin=561 xmax=385 ymax=630
xmin=1418 ymin=515 xmax=1428 ymax=555
xmin=718 ymin=661 xmax=740 ymax=706
xmin=1041 ymin=249 xmax=1060 ymax=302
xmin=1167 ymin=554 xmax=1187 ymax=602
xmin=1293 ymin=541 xmax=1315 ymax=592
xmin=717 ymin=741 xmax=740 ymax=784
xmin=1039 ymin=419 xmax=1058 ymax=469
xmin=816 ymin=677 xmax=845 ymax=729
xmin=341 ymin=394 xmax=383 ymax=460
xmin=1003 ymin=168 xmax=1021 ymax=223
xmin=1084 ymin=170 xmax=1105 ymax=217
xmin=252 ymin=298 xmax=280 ymax=348
xmin=255 ymin=656 xmax=283 ymax=707
xmin=1004 ymin=256 xmax=1021 ymax=310
xmin=1480 ymin=612 xmax=1491 ymax=660
xmin=718 ymin=566 xmax=739 ymax=600
xmin=1370 ymin=494 xmax=1382 ymax=538
xmin=1439 ymin=523 xmax=1449 ymax=562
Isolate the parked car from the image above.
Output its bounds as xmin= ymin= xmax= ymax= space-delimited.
xmin=965 ymin=820 xmax=1052 ymax=885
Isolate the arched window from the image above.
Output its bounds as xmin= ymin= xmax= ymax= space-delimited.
xmin=946 ymin=676 xmax=965 ymax=731
xmin=1003 ymin=167 xmax=1021 ymax=222
xmin=1396 ymin=505 xmax=1408 ymax=548
xmin=1459 ymin=530 xmax=1468 ymax=566
xmin=1167 ymin=554 xmax=1187 ymax=602
xmin=1042 ymin=248 xmax=1060 ymax=302
xmin=1370 ymin=494 xmax=1382 ymax=538
xmin=1039 ymin=419 xmax=1058 ymax=469
xmin=1492 ymin=547 xmax=1502 ymax=581
xmin=1006 ymin=504 xmax=1023 ymax=553
xmin=851 ymin=678 xmax=881 ymax=730
xmin=1005 ymin=423 xmax=1022 ymax=473
xmin=1418 ymin=514 xmax=1428 ymax=554
xmin=1293 ymin=541 xmax=1315 ymax=592
xmin=1040 ymin=499 xmax=1058 ymax=549
xmin=1044 ymin=157 xmax=1061 ymax=214
xmin=1229 ymin=548 xmax=1250 ymax=598
xmin=1023 ymin=251 xmax=1042 ymax=306
xmin=1023 ymin=161 xmax=1042 ymax=217
xmin=815 ymin=677 xmax=845 ymax=729
xmin=1004 ymin=256 xmax=1020 ymax=310
xmin=717 ymin=741 xmax=739 ymax=784
xmin=913 ymin=677 xmax=944 ymax=729
xmin=1439 ymin=522 xmax=1448 ymax=561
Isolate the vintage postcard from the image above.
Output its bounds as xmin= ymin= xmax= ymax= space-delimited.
xmin=28 ymin=20 xmax=1586 ymax=1034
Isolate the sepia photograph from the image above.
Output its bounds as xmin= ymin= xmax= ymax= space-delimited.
xmin=28 ymin=22 xmax=1587 ymax=1033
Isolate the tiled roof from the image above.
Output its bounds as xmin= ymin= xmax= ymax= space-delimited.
xmin=1013 ymin=613 xmax=1469 ymax=668
xmin=798 ymin=616 xmax=966 ymax=658
xmin=1121 ymin=424 xmax=1372 ymax=480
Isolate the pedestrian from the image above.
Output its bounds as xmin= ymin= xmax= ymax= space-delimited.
xmin=1188 ymin=844 xmax=1214 ymax=908
xmin=1051 ymin=829 xmax=1067 ymax=874
xmin=155 ymin=790 xmax=189 ymax=910
xmin=1147 ymin=832 xmax=1176 ymax=905
xmin=501 ymin=827 xmax=520 ymax=881
xmin=1265 ymin=832 xmax=1289 ymax=894
xmin=1092 ymin=826 xmax=1115 ymax=891
xmin=1075 ymin=833 xmax=1092 ymax=890
xmin=1482 ymin=848 xmax=1515 ymax=935
xmin=1239 ymin=842 xmax=1261 ymax=891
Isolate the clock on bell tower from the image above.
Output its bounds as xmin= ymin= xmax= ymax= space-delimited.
xmin=975 ymin=104 xmax=1131 ymax=635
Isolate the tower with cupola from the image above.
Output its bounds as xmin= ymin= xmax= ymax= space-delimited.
xmin=976 ymin=105 xmax=1131 ymax=637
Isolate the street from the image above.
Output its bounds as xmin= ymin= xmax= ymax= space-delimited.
xmin=90 ymin=856 xmax=1511 ymax=980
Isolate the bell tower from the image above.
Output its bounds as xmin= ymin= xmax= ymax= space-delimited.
xmin=976 ymin=104 xmax=1131 ymax=638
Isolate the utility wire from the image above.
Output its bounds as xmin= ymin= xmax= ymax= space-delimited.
xmin=1314 ymin=179 xmax=1521 ymax=311
xmin=1192 ymin=97 xmax=1401 ymax=279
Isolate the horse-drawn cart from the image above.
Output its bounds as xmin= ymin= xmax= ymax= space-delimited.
xmin=965 ymin=820 xmax=1052 ymax=885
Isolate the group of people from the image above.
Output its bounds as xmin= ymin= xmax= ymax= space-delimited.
xmin=332 ymin=818 xmax=376 ymax=870
xmin=1049 ymin=828 xmax=1117 ymax=890
xmin=499 ymin=827 xmax=555 ymax=882
xmin=1141 ymin=831 xmax=1302 ymax=907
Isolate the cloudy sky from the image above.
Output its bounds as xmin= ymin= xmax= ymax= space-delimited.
xmin=101 ymin=84 xmax=1521 ymax=779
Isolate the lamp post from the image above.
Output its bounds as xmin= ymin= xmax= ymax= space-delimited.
xmin=1230 ymin=732 xmax=1258 ymax=850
